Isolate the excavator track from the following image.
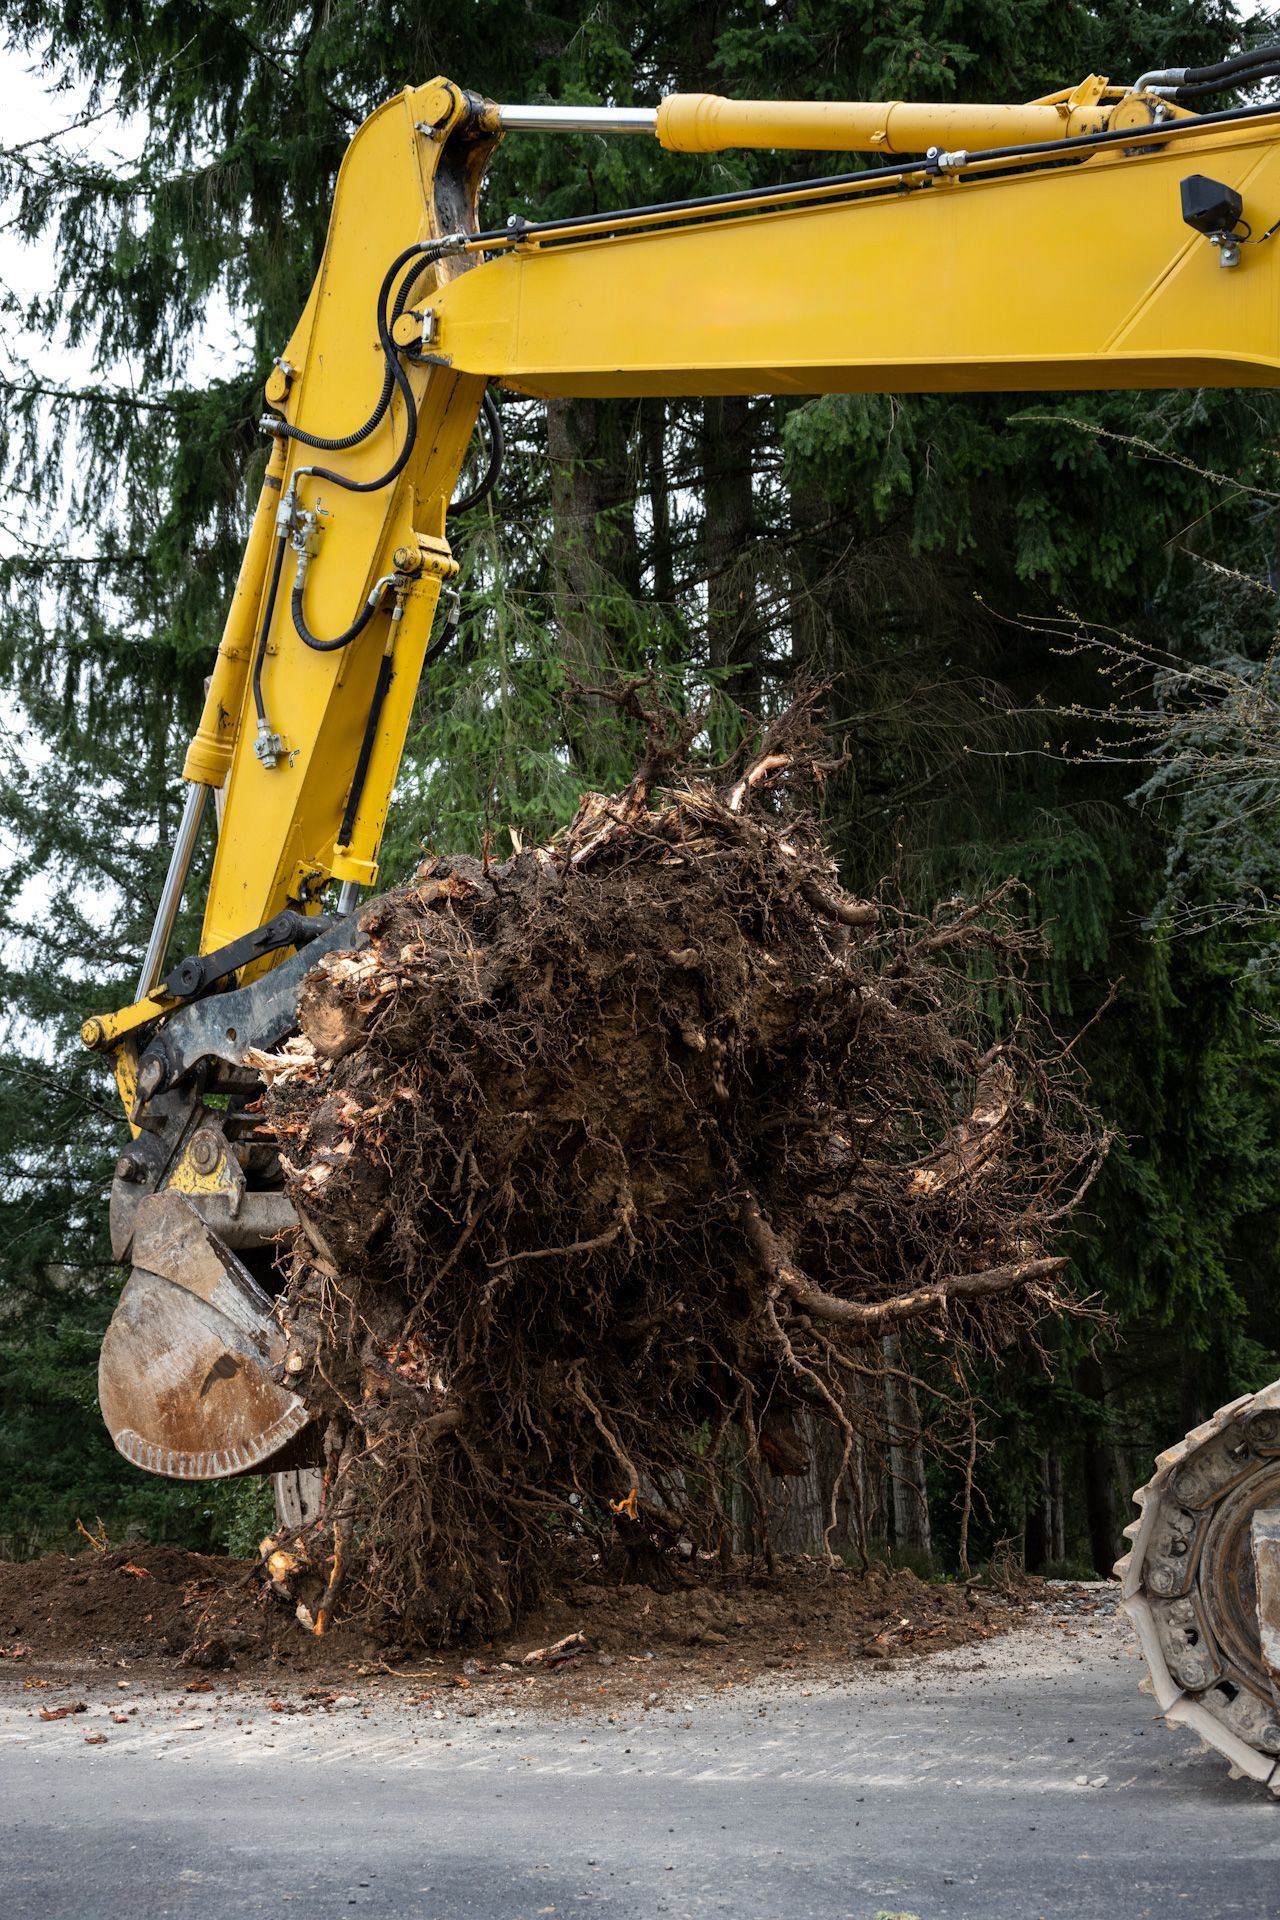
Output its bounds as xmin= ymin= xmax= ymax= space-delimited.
xmin=1117 ymin=1382 xmax=1280 ymax=1790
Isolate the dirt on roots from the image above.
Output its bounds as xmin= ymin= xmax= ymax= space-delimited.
xmin=242 ymin=697 xmax=1106 ymax=1645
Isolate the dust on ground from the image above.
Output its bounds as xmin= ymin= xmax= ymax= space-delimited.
xmin=0 ymin=1546 xmax=1100 ymax=1719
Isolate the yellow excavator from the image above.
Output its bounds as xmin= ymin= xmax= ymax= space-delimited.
xmin=80 ymin=49 xmax=1280 ymax=1785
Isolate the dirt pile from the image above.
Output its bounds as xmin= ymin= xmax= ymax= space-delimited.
xmin=0 ymin=1547 xmax=250 ymax=1665
xmin=256 ymin=700 xmax=1104 ymax=1642
xmin=0 ymin=1546 xmax=1042 ymax=1700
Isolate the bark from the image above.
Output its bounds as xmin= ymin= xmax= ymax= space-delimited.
xmin=787 ymin=461 xmax=839 ymax=683
xmin=883 ymin=1333 xmax=931 ymax=1555
xmin=700 ymin=396 xmax=758 ymax=713
xmin=1024 ymin=1451 xmax=1050 ymax=1573
xmin=1076 ymin=1355 xmax=1119 ymax=1575
xmin=766 ymin=1411 xmax=831 ymax=1555
xmin=546 ymin=397 xmax=640 ymax=773
xmin=1048 ymin=1449 xmax=1066 ymax=1563
xmin=642 ymin=400 xmax=676 ymax=610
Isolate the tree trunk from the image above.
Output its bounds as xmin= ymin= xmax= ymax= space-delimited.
xmin=764 ymin=1409 xmax=828 ymax=1556
xmin=1076 ymin=1356 xmax=1118 ymax=1575
xmin=642 ymin=399 xmax=676 ymax=612
xmin=883 ymin=1333 xmax=931 ymax=1555
xmin=787 ymin=458 xmax=838 ymax=683
xmin=1024 ymin=1452 xmax=1050 ymax=1573
xmin=546 ymin=396 xmax=639 ymax=776
xmin=1048 ymin=1448 xmax=1066 ymax=1563
xmin=700 ymin=396 xmax=758 ymax=715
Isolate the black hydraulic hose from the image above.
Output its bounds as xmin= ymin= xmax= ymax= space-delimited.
xmin=448 ymin=390 xmax=505 ymax=516
xmin=1175 ymin=73 xmax=1280 ymax=102
xmin=337 ymin=594 xmax=461 ymax=850
xmin=271 ymin=362 xmax=396 ymax=455
xmin=251 ymin=522 xmax=290 ymax=725
xmin=270 ymin=243 xmax=439 ymax=456
xmin=298 ymin=326 xmax=417 ymax=495
xmin=295 ymin=242 xmax=453 ymax=497
xmin=336 ymin=649 xmax=394 ymax=850
xmin=1177 ymin=44 xmax=1280 ymax=88
xmin=291 ymin=573 xmax=384 ymax=653
xmin=1140 ymin=45 xmax=1280 ymax=102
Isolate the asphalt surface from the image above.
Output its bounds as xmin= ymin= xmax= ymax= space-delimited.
xmin=2 ymin=1596 xmax=1278 ymax=1920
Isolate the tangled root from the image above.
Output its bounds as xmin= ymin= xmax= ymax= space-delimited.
xmin=261 ymin=698 xmax=1106 ymax=1642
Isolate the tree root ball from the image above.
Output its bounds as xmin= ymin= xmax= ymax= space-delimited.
xmin=261 ymin=701 xmax=1106 ymax=1643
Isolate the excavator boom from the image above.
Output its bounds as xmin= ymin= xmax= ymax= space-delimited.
xmin=437 ymin=107 xmax=1280 ymax=397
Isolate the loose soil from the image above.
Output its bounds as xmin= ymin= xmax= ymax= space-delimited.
xmin=0 ymin=1546 xmax=1045 ymax=1710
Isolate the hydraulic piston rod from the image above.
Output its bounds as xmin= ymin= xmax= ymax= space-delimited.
xmin=493 ymin=88 xmax=1125 ymax=154
xmin=493 ymin=103 xmax=657 ymax=134
xmin=135 ymin=781 xmax=208 ymax=1000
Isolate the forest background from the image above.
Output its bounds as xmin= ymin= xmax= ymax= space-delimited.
xmin=3 ymin=0 xmax=1280 ymax=1579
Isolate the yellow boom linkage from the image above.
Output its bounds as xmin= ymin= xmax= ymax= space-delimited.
xmin=81 ymin=61 xmax=1280 ymax=1786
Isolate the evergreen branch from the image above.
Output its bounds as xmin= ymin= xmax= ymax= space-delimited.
xmin=0 ymin=549 xmax=155 ymax=571
xmin=1018 ymin=412 xmax=1280 ymax=504
xmin=1 ymin=102 xmax=121 ymax=157
xmin=207 ymin=8 xmax=361 ymax=130
xmin=1 ymin=1062 xmax=120 ymax=1124
xmin=0 ymin=376 xmax=178 ymax=414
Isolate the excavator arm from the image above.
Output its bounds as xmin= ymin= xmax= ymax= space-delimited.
xmin=81 ymin=57 xmax=1280 ymax=1783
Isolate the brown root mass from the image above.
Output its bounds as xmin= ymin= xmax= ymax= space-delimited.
xmin=262 ymin=705 xmax=1105 ymax=1643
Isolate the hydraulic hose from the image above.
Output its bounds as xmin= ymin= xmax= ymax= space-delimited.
xmin=295 ymin=255 xmax=424 ymax=498
xmin=1178 ymin=43 xmax=1280 ymax=86
xmin=336 ymin=649 xmax=395 ymax=850
xmin=270 ymin=364 xmax=396 ymax=455
xmin=291 ymin=570 xmax=397 ymax=654
xmin=1174 ymin=70 xmax=1280 ymax=101
xmin=1137 ymin=44 xmax=1280 ymax=95
xmin=448 ymin=390 xmax=505 ymax=515
xmin=251 ymin=521 xmax=290 ymax=726
xmin=269 ymin=242 xmax=441 ymax=457
xmin=337 ymin=593 xmax=461 ymax=851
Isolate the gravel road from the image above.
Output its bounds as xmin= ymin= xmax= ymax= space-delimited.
xmin=2 ymin=1590 xmax=1277 ymax=1920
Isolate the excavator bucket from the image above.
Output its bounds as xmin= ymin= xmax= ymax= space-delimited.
xmin=98 ymin=1192 xmax=310 ymax=1479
